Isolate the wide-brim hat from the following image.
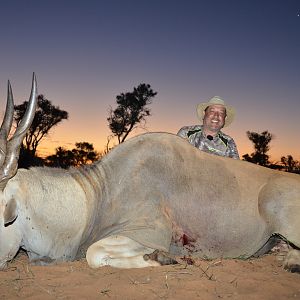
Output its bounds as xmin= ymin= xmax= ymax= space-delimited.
xmin=196 ymin=96 xmax=235 ymax=127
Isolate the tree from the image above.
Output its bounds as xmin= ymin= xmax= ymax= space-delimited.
xmin=45 ymin=146 xmax=74 ymax=169
xmin=281 ymin=155 xmax=300 ymax=173
xmin=45 ymin=142 xmax=99 ymax=168
xmin=14 ymin=94 xmax=68 ymax=156
xmin=71 ymin=142 xmax=99 ymax=166
xmin=17 ymin=147 xmax=45 ymax=169
xmin=242 ymin=131 xmax=273 ymax=167
xmin=107 ymin=83 xmax=157 ymax=144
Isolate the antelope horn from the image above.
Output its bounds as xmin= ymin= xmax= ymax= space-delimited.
xmin=0 ymin=73 xmax=38 ymax=190
xmin=0 ymin=81 xmax=14 ymax=166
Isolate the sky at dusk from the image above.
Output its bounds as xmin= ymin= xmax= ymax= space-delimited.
xmin=0 ymin=0 xmax=299 ymax=161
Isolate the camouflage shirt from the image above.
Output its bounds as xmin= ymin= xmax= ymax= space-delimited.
xmin=177 ymin=125 xmax=240 ymax=159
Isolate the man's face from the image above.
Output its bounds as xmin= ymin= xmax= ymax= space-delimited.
xmin=203 ymin=104 xmax=226 ymax=133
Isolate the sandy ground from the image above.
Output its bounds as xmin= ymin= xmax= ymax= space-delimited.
xmin=0 ymin=250 xmax=299 ymax=300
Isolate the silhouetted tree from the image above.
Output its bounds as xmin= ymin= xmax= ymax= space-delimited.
xmin=281 ymin=155 xmax=300 ymax=173
xmin=45 ymin=142 xmax=99 ymax=168
xmin=18 ymin=147 xmax=45 ymax=169
xmin=45 ymin=147 xmax=73 ymax=169
xmin=14 ymin=95 xmax=68 ymax=155
xmin=107 ymin=83 xmax=157 ymax=144
xmin=242 ymin=131 xmax=273 ymax=167
xmin=71 ymin=142 xmax=99 ymax=166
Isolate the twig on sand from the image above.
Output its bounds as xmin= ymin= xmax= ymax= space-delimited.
xmin=164 ymin=270 xmax=193 ymax=276
xmin=229 ymin=277 xmax=238 ymax=285
xmin=128 ymin=275 xmax=140 ymax=285
xmin=100 ymin=288 xmax=111 ymax=297
xmin=165 ymin=274 xmax=169 ymax=289
xmin=25 ymin=263 xmax=35 ymax=278
xmin=198 ymin=264 xmax=216 ymax=281
xmin=127 ymin=275 xmax=151 ymax=285
xmin=211 ymin=260 xmax=222 ymax=267
xmin=100 ymin=284 xmax=112 ymax=297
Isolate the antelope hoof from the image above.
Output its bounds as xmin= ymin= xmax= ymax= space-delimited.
xmin=143 ymin=249 xmax=178 ymax=265
xmin=283 ymin=249 xmax=300 ymax=273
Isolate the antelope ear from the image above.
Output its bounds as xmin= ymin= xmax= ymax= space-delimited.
xmin=4 ymin=198 xmax=18 ymax=226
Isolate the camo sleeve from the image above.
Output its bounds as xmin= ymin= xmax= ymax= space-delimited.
xmin=177 ymin=125 xmax=201 ymax=140
xmin=177 ymin=126 xmax=190 ymax=139
xmin=226 ymin=138 xmax=240 ymax=159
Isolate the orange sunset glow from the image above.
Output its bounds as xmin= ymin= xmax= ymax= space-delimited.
xmin=0 ymin=1 xmax=299 ymax=163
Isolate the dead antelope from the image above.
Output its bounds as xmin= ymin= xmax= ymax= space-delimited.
xmin=0 ymin=75 xmax=299 ymax=272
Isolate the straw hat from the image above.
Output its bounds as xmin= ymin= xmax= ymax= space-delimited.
xmin=196 ymin=96 xmax=235 ymax=127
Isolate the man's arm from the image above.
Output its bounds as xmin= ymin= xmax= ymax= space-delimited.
xmin=177 ymin=126 xmax=191 ymax=139
xmin=227 ymin=139 xmax=240 ymax=159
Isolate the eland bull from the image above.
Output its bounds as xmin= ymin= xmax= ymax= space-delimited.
xmin=0 ymin=75 xmax=300 ymax=272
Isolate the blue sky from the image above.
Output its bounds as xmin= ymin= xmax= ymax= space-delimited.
xmin=0 ymin=0 xmax=299 ymax=161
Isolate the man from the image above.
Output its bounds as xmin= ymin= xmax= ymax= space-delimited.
xmin=177 ymin=96 xmax=239 ymax=159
